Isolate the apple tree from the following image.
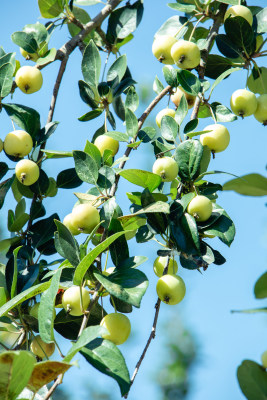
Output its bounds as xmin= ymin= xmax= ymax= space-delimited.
xmin=0 ymin=0 xmax=266 ymax=399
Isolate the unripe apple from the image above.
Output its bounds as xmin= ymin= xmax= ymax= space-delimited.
xmin=254 ymin=94 xmax=267 ymax=125
xmin=153 ymin=256 xmax=178 ymax=277
xmin=63 ymin=213 xmax=81 ymax=236
xmin=230 ymin=89 xmax=257 ymax=117
xmin=261 ymin=350 xmax=267 ymax=368
xmin=200 ymin=124 xmax=230 ymax=153
xmin=171 ymin=87 xmax=196 ymax=109
xmin=0 ymin=139 xmax=3 ymax=153
xmin=224 ymin=5 xmax=253 ymax=26
xmin=152 ymin=157 xmax=179 ymax=182
xmin=15 ymin=159 xmax=40 ymax=186
xmin=29 ymin=302 xmax=56 ymax=320
xmin=256 ymin=35 xmax=264 ymax=52
xmin=187 ymin=195 xmax=212 ymax=222
xmin=15 ymin=66 xmax=43 ymax=94
xmin=30 ymin=335 xmax=55 ymax=358
xmin=156 ymin=274 xmax=186 ymax=305
xmin=171 ymin=40 xmax=200 ymax=69
xmin=62 ymin=286 xmax=90 ymax=316
xmin=71 ymin=204 xmax=100 ymax=234
xmin=156 ymin=108 xmax=176 ymax=128
xmin=20 ymin=48 xmax=39 ymax=62
xmin=4 ymin=130 xmax=33 ymax=157
xmin=94 ymin=135 xmax=119 ymax=157
xmin=152 ymin=35 xmax=177 ymax=65
xmin=100 ymin=313 xmax=131 ymax=345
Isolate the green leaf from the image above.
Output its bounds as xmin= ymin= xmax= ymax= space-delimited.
xmin=78 ymin=109 xmax=103 ymax=122
xmin=78 ymin=80 xmax=99 ymax=108
xmin=125 ymin=108 xmax=138 ymax=137
xmin=107 ymin=55 xmax=127 ymax=84
xmin=84 ymin=140 xmax=102 ymax=167
xmin=9 ymin=213 xmax=30 ymax=233
xmin=232 ymin=307 xmax=267 ymax=314
xmin=162 ymin=65 xmax=179 ymax=87
xmin=237 ymin=360 xmax=267 ymax=400
xmin=82 ymin=40 xmax=101 ymax=87
xmin=168 ymin=2 xmax=195 ymax=13
xmin=73 ymin=150 xmax=98 ymax=185
xmin=223 ymin=174 xmax=267 ymax=196
xmin=104 ymin=131 xmax=129 ymax=142
xmin=54 ymin=220 xmax=80 ymax=267
xmin=0 ymin=176 xmax=14 ymax=210
xmin=118 ymin=255 xmax=148 ymax=269
xmin=10 ymin=246 xmax=22 ymax=299
xmin=11 ymin=32 xmax=38 ymax=53
xmin=153 ymin=76 xmax=165 ymax=95
xmin=36 ymin=48 xmax=57 ymax=66
xmin=204 ymin=206 xmax=235 ymax=247
xmin=177 ymin=70 xmax=201 ymax=96
xmin=125 ymin=86 xmax=139 ymax=112
xmin=42 ymin=149 xmax=73 ymax=159
xmin=23 ymin=22 xmax=48 ymax=45
xmin=36 ymin=121 xmax=59 ymax=146
xmin=216 ymin=35 xmax=242 ymax=59
xmin=254 ymin=271 xmax=267 ymax=299
xmin=256 ymin=8 xmax=267 ymax=34
xmin=97 ymin=166 xmax=116 ymax=190
xmin=2 ymin=103 xmax=41 ymax=139
xmin=155 ymin=15 xmax=188 ymax=38
xmin=0 ymin=63 xmax=14 ymax=97
xmin=0 ymin=351 xmax=36 ymax=400
xmin=0 ymin=281 xmax=51 ymax=317
xmin=209 ymin=67 xmax=241 ymax=97
xmin=81 ymin=339 xmax=130 ymax=396
xmin=217 ymin=0 xmax=239 ymax=4
xmin=224 ymin=16 xmax=254 ymax=54
xmin=118 ymin=169 xmax=161 ymax=191
xmin=175 ymin=94 xmax=188 ymax=126
xmin=64 ymin=325 xmax=106 ymax=362
xmin=184 ymin=119 xmax=198 ymax=135
xmin=38 ymin=0 xmax=64 ymax=18
xmin=174 ymin=139 xmax=203 ymax=182
xmin=29 ymin=213 xmax=58 ymax=249
xmin=138 ymin=127 xmax=156 ymax=143
xmin=0 ymin=162 xmax=8 ymax=180
xmin=27 ymin=361 xmax=71 ymax=393
xmin=68 ymin=6 xmax=91 ymax=43
xmin=56 ymin=168 xmax=83 ymax=189
xmin=182 ymin=213 xmax=201 ymax=254
xmin=161 ymin=115 xmax=178 ymax=141
xmin=211 ymin=102 xmax=237 ymax=122
xmin=73 ymin=231 xmax=128 ymax=285
xmin=205 ymin=55 xmax=233 ymax=80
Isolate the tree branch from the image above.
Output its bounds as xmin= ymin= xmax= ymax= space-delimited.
xmin=42 ymin=374 xmax=63 ymax=400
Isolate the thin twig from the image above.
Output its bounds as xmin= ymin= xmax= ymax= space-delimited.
xmin=14 ymin=329 xmax=26 ymax=350
xmin=77 ymin=284 xmax=101 ymax=338
xmin=124 ymin=256 xmax=171 ymax=398
xmin=109 ymin=85 xmax=172 ymax=197
xmin=42 ymin=374 xmax=63 ymax=400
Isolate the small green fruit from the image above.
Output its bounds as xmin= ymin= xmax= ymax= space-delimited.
xmin=0 ymin=139 xmax=3 ymax=153
xmin=4 ymin=130 xmax=33 ymax=157
xmin=152 ymin=157 xmax=178 ymax=182
xmin=15 ymin=160 xmax=40 ymax=186
xmin=94 ymin=135 xmax=119 ymax=157
xmin=63 ymin=213 xmax=80 ymax=236
xmin=153 ymin=256 xmax=178 ymax=277
xmin=62 ymin=286 xmax=90 ymax=316
xmin=100 ymin=313 xmax=131 ymax=345
xmin=187 ymin=195 xmax=212 ymax=222
xmin=254 ymin=94 xmax=267 ymax=125
xmin=261 ymin=350 xmax=267 ymax=368
xmin=30 ymin=335 xmax=55 ymax=358
xmin=71 ymin=203 xmax=100 ymax=234
xmin=171 ymin=40 xmax=200 ymax=69
xmin=20 ymin=48 xmax=39 ymax=62
xmin=152 ymin=35 xmax=177 ymax=65
xmin=15 ymin=66 xmax=43 ymax=94
xmin=171 ymin=87 xmax=196 ymax=109
xmin=230 ymin=89 xmax=257 ymax=117
xmin=200 ymin=124 xmax=230 ymax=153
xmin=224 ymin=5 xmax=253 ymax=26
xmin=156 ymin=108 xmax=176 ymax=128
xmin=156 ymin=274 xmax=186 ymax=305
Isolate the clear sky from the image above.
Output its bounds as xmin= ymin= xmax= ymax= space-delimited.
xmin=1 ymin=1 xmax=267 ymax=399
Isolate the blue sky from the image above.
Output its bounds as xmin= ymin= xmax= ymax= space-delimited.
xmin=1 ymin=1 xmax=267 ymax=399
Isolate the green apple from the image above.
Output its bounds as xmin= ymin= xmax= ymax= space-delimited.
xmin=153 ymin=256 xmax=178 ymax=277
xmin=256 ymin=35 xmax=264 ymax=52
xmin=29 ymin=303 xmax=56 ymax=320
xmin=200 ymin=124 xmax=230 ymax=153
xmin=0 ymin=139 xmax=3 ymax=153
xmin=100 ymin=313 xmax=131 ymax=345
xmin=156 ymin=274 xmax=186 ymax=305
xmin=94 ymin=135 xmax=119 ymax=156
xmin=224 ymin=5 xmax=253 ymax=26
xmin=171 ymin=40 xmax=200 ymax=69
xmin=15 ymin=160 xmax=40 ymax=186
xmin=247 ymin=67 xmax=267 ymax=95
xmin=156 ymin=108 xmax=176 ymax=128
xmin=71 ymin=203 xmax=100 ymax=234
xmin=63 ymin=213 xmax=81 ymax=236
xmin=15 ymin=66 xmax=43 ymax=94
xmin=62 ymin=286 xmax=90 ymax=316
xmin=230 ymin=89 xmax=257 ymax=117
xmin=171 ymin=87 xmax=196 ymax=109
xmin=261 ymin=350 xmax=267 ymax=368
xmin=187 ymin=195 xmax=212 ymax=222
xmin=4 ymin=130 xmax=33 ymax=157
xmin=254 ymin=94 xmax=267 ymax=125
xmin=20 ymin=48 xmax=39 ymax=62
xmin=152 ymin=157 xmax=179 ymax=182
xmin=30 ymin=335 xmax=55 ymax=358
xmin=152 ymin=35 xmax=177 ymax=65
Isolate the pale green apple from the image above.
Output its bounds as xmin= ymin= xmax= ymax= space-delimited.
xmin=152 ymin=157 xmax=179 ymax=182
xmin=152 ymin=35 xmax=177 ymax=65
xmin=62 ymin=286 xmax=90 ymax=316
xmin=15 ymin=160 xmax=40 ymax=186
xmin=94 ymin=135 xmax=119 ymax=157
xmin=171 ymin=40 xmax=200 ymax=69
xmin=224 ymin=5 xmax=253 ymax=26
xmin=254 ymin=94 xmax=267 ymax=125
xmin=63 ymin=213 xmax=81 ymax=236
xmin=15 ymin=66 xmax=43 ymax=94
xmin=156 ymin=274 xmax=186 ymax=305
xmin=30 ymin=335 xmax=55 ymax=358
xmin=4 ymin=130 xmax=33 ymax=157
xmin=20 ymin=48 xmax=39 ymax=62
xmin=153 ymin=256 xmax=178 ymax=277
xmin=156 ymin=108 xmax=176 ymax=127
xmin=71 ymin=203 xmax=100 ymax=234
xmin=100 ymin=313 xmax=131 ymax=345
xmin=171 ymin=87 xmax=196 ymax=109
xmin=261 ymin=350 xmax=267 ymax=368
xmin=187 ymin=195 xmax=212 ymax=222
xmin=200 ymin=124 xmax=230 ymax=153
xmin=230 ymin=89 xmax=257 ymax=117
